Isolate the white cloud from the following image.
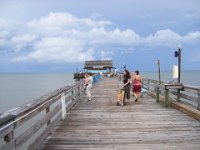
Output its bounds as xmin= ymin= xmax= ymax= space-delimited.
xmin=0 ymin=12 xmax=199 ymax=64
xmin=13 ymin=37 xmax=94 ymax=63
xmin=11 ymin=34 xmax=37 ymax=44
xmin=27 ymin=12 xmax=111 ymax=35
xmin=99 ymin=51 xmax=114 ymax=60
xmin=0 ymin=20 xmax=11 ymax=47
xmin=144 ymin=29 xmax=182 ymax=48
xmin=182 ymin=31 xmax=200 ymax=44
xmin=11 ymin=34 xmax=37 ymax=52
xmin=86 ymin=28 xmax=140 ymax=46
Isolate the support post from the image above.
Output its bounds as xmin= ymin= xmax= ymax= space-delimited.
xmin=4 ymin=131 xmax=14 ymax=143
xmin=156 ymin=60 xmax=161 ymax=83
xmin=164 ymin=89 xmax=169 ymax=107
xmin=156 ymin=87 xmax=159 ymax=103
xmin=46 ymin=107 xmax=50 ymax=126
xmin=177 ymin=89 xmax=181 ymax=102
xmin=147 ymin=79 xmax=150 ymax=91
xmin=177 ymin=46 xmax=182 ymax=102
xmin=178 ymin=47 xmax=181 ymax=83
xmin=61 ymin=93 xmax=67 ymax=120
xmin=197 ymin=92 xmax=200 ymax=110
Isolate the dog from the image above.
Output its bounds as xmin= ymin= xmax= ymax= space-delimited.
xmin=116 ymin=89 xmax=125 ymax=106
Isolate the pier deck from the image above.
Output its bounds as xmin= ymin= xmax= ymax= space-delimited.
xmin=38 ymin=77 xmax=200 ymax=150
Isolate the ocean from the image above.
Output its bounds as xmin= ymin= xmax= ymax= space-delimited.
xmin=0 ymin=71 xmax=200 ymax=113
xmin=0 ymin=72 xmax=74 ymax=113
xmin=142 ymin=70 xmax=200 ymax=87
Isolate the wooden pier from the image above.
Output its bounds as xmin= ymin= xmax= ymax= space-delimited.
xmin=0 ymin=75 xmax=200 ymax=150
xmin=38 ymin=77 xmax=200 ymax=150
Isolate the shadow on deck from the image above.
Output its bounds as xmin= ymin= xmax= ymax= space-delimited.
xmin=38 ymin=77 xmax=200 ymax=150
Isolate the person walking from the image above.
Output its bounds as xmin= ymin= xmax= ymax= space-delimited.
xmin=84 ymin=73 xmax=93 ymax=101
xmin=123 ymin=69 xmax=131 ymax=105
xmin=132 ymin=70 xmax=142 ymax=102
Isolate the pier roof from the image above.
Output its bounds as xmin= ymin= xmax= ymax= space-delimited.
xmin=84 ymin=60 xmax=114 ymax=70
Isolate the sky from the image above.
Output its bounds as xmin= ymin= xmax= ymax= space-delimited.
xmin=0 ymin=0 xmax=200 ymax=72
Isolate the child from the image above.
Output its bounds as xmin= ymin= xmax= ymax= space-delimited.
xmin=116 ymin=89 xmax=124 ymax=106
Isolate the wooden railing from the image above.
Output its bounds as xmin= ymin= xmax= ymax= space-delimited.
xmin=0 ymin=81 xmax=84 ymax=150
xmin=142 ymin=78 xmax=200 ymax=120
xmin=0 ymin=74 xmax=101 ymax=150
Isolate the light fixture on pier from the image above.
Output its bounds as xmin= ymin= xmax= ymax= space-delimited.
xmin=174 ymin=45 xmax=182 ymax=83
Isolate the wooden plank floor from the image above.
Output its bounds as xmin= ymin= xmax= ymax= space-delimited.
xmin=38 ymin=77 xmax=200 ymax=150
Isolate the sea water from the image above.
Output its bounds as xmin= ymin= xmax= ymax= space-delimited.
xmin=142 ymin=70 xmax=200 ymax=87
xmin=0 ymin=72 xmax=74 ymax=113
xmin=0 ymin=71 xmax=200 ymax=113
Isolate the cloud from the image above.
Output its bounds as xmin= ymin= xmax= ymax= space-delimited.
xmin=11 ymin=34 xmax=37 ymax=44
xmin=0 ymin=12 xmax=199 ymax=64
xmin=0 ymin=39 xmax=6 ymax=48
xmin=13 ymin=37 xmax=94 ymax=63
xmin=27 ymin=12 xmax=111 ymax=35
xmin=99 ymin=51 xmax=114 ymax=60
xmin=80 ymin=27 xmax=140 ymax=47
xmin=182 ymin=31 xmax=200 ymax=44
xmin=0 ymin=20 xmax=11 ymax=47
xmin=144 ymin=29 xmax=182 ymax=48
xmin=11 ymin=34 xmax=38 ymax=52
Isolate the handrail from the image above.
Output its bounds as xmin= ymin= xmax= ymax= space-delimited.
xmin=142 ymin=78 xmax=200 ymax=121
xmin=142 ymin=78 xmax=200 ymax=109
xmin=0 ymin=73 xmax=101 ymax=150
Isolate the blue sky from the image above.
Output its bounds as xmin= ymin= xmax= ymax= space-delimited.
xmin=0 ymin=0 xmax=200 ymax=72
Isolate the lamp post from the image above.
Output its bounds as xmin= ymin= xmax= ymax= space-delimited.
xmin=174 ymin=45 xmax=182 ymax=83
xmin=174 ymin=45 xmax=182 ymax=102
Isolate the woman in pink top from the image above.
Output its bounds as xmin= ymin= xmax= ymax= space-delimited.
xmin=132 ymin=70 xmax=142 ymax=102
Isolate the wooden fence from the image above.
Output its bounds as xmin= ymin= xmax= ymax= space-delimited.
xmin=142 ymin=78 xmax=200 ymax=120
xmin=0 ymin=73 xmax=102 ymax=150
xmin=0 ymin=80 xmax=85 ymax=150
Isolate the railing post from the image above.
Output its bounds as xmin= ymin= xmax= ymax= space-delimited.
xmin=197 ymin=92 xmax=200 ymax=110
xmin=4 ymin=132 xmax=14 ymax=143
xmin=156 ymin=87 xmax=159 ymax=103
xmin=147 ymin=79 xmax=150 ymax=91
xmin=77 ymin=85 xmax=81 ymax=98
xmin=61 ymin=92 xmax=66 ymax=120
xmin=80 ymin=84 xmax=83 ymax=98
xmin=4 ymin=131 xmax=14 ymax=143
xmin=176 ymin=89 xmax=181 ymax=102
xmin=74 ymin=88 xmax=77 ymax=100
xmin=164 ymin=89 xmax=169 ymax=107
xmin=71 ymin=90 xmax=74 ymax=100
xmin=46 ymin=107 xmax=51 ymax=126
